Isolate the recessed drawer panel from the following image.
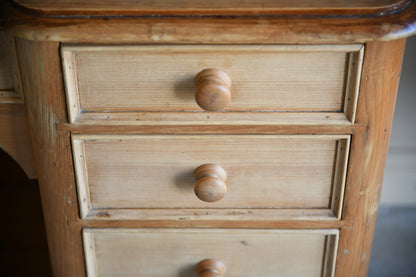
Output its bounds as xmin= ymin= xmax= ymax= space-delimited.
xmin=62 ymin=45 xmax=363 ymax=122
xmin=83 ymin=228 xmax=339 ymax=277
xmin=73 ymin=135 xmax=349 ymax=220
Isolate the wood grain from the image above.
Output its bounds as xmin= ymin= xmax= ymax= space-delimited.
xmin=335 ymin=39 xmax=406 ymax=277
xmin=62 ymin=45 xmax=362 ymax=122
xmin=15 ymin=38 xmax=85 ymax=277
xmin=13 ymin=0 xmax=410 ymax=16
xmin=331 ymin=139 xmax=350 ymax=219
xmin=65 ymin=112 xmax=354 ymax=126
xmin=344 ymin=49 xmax=364 ymax=123
xmin=3 ymin=2 xmax=416 ymax=44
xmin=81 ymin=208 xmax=341 ymax=224
xmin=83 ymin=228 xmax=339 ymax=277
xmin=194 ymin=164 xmax=228 ymax=203
xmin=0 ymin=103 xmax=36 ymax=179
xmin=79 ymin=216 xmax=349 ymax=229
xmin=59 ymin=112 xmax=360 ymax=136
xmin=194 ymin=69 xmax=232 ymax=112
xmin=196 ymin=259 xmax=226 ymax=277
xmin=60 ymin=123 xmax=359 ymax=135
xmin=72 ymin=135 xmax=349 ymax=219
xmin=1 ymin=2 xmax=411 ymax=276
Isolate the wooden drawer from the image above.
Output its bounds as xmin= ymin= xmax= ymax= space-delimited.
xmin=72 ymin=134 xmax=349 ymax=220
xmin=62 ymin=45 xmax=363 ymax=123
xmin=83 ymin=228 xmax=339 ymax=277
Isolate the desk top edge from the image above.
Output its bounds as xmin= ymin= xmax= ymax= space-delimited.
xmin=1 ymin=0 xmax=416 ymax=43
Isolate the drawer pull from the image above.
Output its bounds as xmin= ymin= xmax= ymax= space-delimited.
xmin=195 ymin=69 xmax=231 ymax=111
xmin=196 ymin=259 xmax=226 ymax=277
xmin=194 ymin=164 xmax=227 ymax=202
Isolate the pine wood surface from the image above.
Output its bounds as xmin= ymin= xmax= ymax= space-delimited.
xmin=0 ymin=1 xmax=410 ymax=275
xmin=79 ymin=210 xmax=343 ymax=227
xmin=12 ymin=0 xmax=410 ymax=16
xmin=72 ymin=135 xmax=349 ymax=220
xmin=194 ymin=164 xmax=228 ymax=203
xmin=83 ymin=228 xmax=339 ymax=277
xmin=2 ymin=1 xmax=416 ymax=44
xmin=60 ymin=123 xmax=360 ymax=136
xmin=334 ymin=39 xmax=406 ymax=277
xmin=79 ymin=217 xmax=347 ymax=230
xmin=194 ymin=69 xmax=232 ymax=112
xmin=196 ymin=259 xmax=226 ymax=277
xmin=15 ymin=38 xmax=86 ymax=277
xmin=59 ymin=112 xmax=360 ymax=136
xmin=62 ymin=45 xmax=362 ymax=122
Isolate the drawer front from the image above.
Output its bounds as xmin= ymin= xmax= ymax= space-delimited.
xmin=73 ymin=135 xmax=349 ymax=219
xmin=83 ymin=228 xmax=338 ymax=277
xmin=62 ymin=45 xmax=363 ymax=122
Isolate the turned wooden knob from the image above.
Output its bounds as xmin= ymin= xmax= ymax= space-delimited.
xmin=194 ymin=164 xmax=227 ymax=202
xmin=196 ymin=259 xmax=226 ymax=277
xmin=195 ymin=69 xmax=231 ymax=111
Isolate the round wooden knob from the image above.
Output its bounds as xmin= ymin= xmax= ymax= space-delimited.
xmin=196 ymin=259 xmax=226 ymax=277
xmin=195 ymin=69 xmax=231 ymax=111
xmin=194 ymin=164 xmax=227 ymax=202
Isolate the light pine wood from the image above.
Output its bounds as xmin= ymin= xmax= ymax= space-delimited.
xmin=65 ymin=111 xmax=353 ymax=127
xmin=72 ymin=134 xmax=350 ymax=219
xmin=1 ymin=2 xmax=413 ymax=276
xmin=195 ymin=69 xmax=232 ymax=111
xmin=196 ymin=259 xmax=226 ymax=277
xmin=13 ymin=0 xmax=409 ymax=16
xmin=61 ymin=45 xmax=363 ymax=122
xmin=61 ymin=123 xmax=359 ymax=135
xmin=60 ymin=112 xmax=359 ymax=137
xmin=322 ymin=233 xmax=340 ymax=277
xmin=194 ymin=164 xmax=227 ymax=203
xmin=59 ymin=112 xmax=360 ymax=136
xmin=0 ymin=103 xmax=36 ymax=178
xmin=343 ymin=48 xmax=364 ymax=123
xmin=83 ymin=228 xmax=339 ymax=277
xmin=14 ymin=38 xmax=85 ymax=277
xmin=79 ymin=213 xmax=346 ymax=229
xmin=331 ymin=139 xmax=350 ymax=219
xmin=335 ymin=39 xmax=406 ymax=277
xmin=80 ymin=208 xmax=341 ymax=223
